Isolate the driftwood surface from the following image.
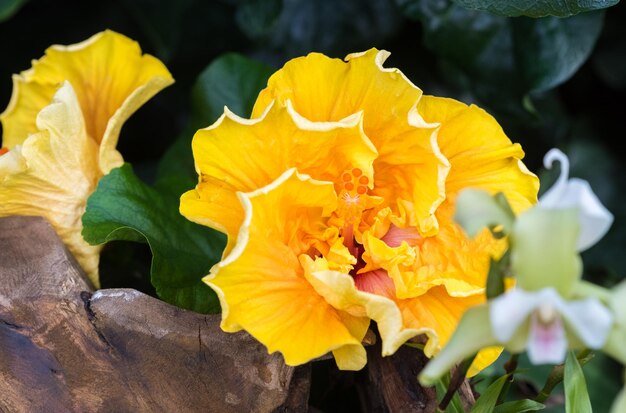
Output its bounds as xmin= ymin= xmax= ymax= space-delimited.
xmin=0 ymin=216 xmax=476 ymax=413
xmin=0 ymin=216 xmax=306 ymax=413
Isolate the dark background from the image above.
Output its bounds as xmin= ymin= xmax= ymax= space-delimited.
xmin=2 ymin=1 xmax=624 ymax=411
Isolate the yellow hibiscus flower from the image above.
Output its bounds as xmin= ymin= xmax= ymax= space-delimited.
xmin=0 ymin=30 xmax=173 ymax=287
xmin=180 ymin=49 xmax=538 ymax=371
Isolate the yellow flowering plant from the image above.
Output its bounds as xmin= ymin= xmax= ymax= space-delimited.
xmin=180 ymin=49 xmax=539 ymax=371
xmin=2 ymin=0 xmax=625 ymax=410
xmin=0 ymin=30 xmax=173 ymax=287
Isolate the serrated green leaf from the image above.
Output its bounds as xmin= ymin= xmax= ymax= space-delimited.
xmin=0 ymin=0 xmax=26 ymax=22
xmin=83 ymin=164 xmax=225 ymax=314
xmin=452 ymin=0 xmax=619 ymax=17
xmin=564 ymin=351 xmax=592 ymax=413
xmin=191 ymin=53 xmax=274 ymax=127
xmin=493 ymin=399 xmax=545 ymax=413
xmin=471 ymin=374 xmax=510 ymax=413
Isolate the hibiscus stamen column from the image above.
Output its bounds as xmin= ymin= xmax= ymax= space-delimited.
xmin=338 ymin=167 xmax=370 ymax=256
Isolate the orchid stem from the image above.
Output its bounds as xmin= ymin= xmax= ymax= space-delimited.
xmin=439 ymin=354 xmax=475 ymax=411
xmin=498 ymin=353 xmax=519 ymax=403
xmin=534 ymin=349 xmax=593 ymax=403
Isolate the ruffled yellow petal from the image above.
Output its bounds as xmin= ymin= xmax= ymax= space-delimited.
xmin=300 ymin=259 xmax=424 ymax=364
xmin=181 ymin=100 xmax=377 ymax=255
xmin=0 ymin=82 xmax=102 ymax=286
xmin=253 ymin=48 xmax=449 ymax=235
xmin=417 ymin=95 xmax=539 ymax=214
xmin=1 ymin=30 xmax=174 ymax=174
xmin=206 ymin=168 xmax=369 ymax=368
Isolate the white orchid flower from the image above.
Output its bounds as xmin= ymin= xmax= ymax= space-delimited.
xmin=539 ymin=148 xmax=613 ymax=251
xmin=420 ymin=148 xmax=615 ymax=385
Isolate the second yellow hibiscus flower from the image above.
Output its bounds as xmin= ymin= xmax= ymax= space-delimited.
xmin=0 ymin=30 xmax=173 ymax=287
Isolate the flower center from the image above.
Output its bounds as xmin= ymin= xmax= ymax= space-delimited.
xmin=337 ymin=167 xmax=370 ymax=256
xmin=536 ymin=303 xmax=558 ymax=325
xmin=0 ymin=147 xmax=8 ymax=156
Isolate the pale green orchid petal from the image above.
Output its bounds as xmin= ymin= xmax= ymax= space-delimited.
xmin=491 ymin=287 xmax=543 ymax=343
xmin=539 ymin=148 xmax=613 ymax=252
xmin=492 ymin=288 xmax=612 ymax=365
xmin=511 ymin=207 xmax=582 ymax=297
xmin=418 ymin=304 xmax=497 ymax=386
xmin=609 ymin=279 xmax=626 ymax=326
xmin=454 ymin=188 xmax=515 ymax=238
xmin=611 ymin=385 xmax=626 ymax=413
xmin=560 ymin=296 xmax=613 ymax=351
xmin=602 ymin=281 xmax=626 ymax=365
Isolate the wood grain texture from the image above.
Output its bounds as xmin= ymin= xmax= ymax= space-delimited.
xmin=0 ymin=216 xmax=302 ymax=413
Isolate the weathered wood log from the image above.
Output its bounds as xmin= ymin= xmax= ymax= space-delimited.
xmin=0 ymin=216 xmax=306 ymax=413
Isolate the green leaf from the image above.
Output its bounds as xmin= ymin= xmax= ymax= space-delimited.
xmin=584 ymin=352 xmax=623 ymax=412
xmin=236 ymin=0 xmax=283 ymax=39
xmin=564 ymin=351 xmax=592 ymax=413
xmin=0 ymin=0 xmax=26 ymax=22
xmin=494 ymin=399 xmax=545 ymax=413
xmin=470 ymin=374 xmax=510 ymax=413
xmin=493 ymin=399 xmax=545 ymax=412
xmin=396 ymin=1 xmax=605 ymax=98
xmin=452 ymin=0 xmax=619 ymax=17
xmin=513 ymin=12 xmax=605 ymax=92
xmin=191 ymin=53 xmax=274 ymax=128
xmin=83 ymin=164 xmax=225 ymax=314
xmin=258 ymin=0 xmax=402 ymax=58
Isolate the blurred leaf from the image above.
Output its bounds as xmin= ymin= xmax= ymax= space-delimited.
xmin=260 ymin=0 xmax=402 ymax=57
xmin=452 ymin=0 xmax=619 ymax=17
xmin=0 ymin=0 xmax=26 ymax=22
xmin=513 ymin=12 xmax=605 ymax=92
xmin=83 ymin=164 xmax=225 ymax=314
xmin=397 ymin=1 xmax=605 ymax=99
xmin=470 ymin=374 xmax=510 ymax=412
xmin=584 ymin=352 xmax=623 ymax=412
xmin=493 ymin=399 xmax=545 ymax=412
xmin=564 ymin=351 xmax=592 ymax=413
xmin=191 ymin=52 xmax=274 ymax=127
xmin=236 ymin=0 xmax=283 ymax=39
xmin=117 ymin=0 xmax=193 ymax=62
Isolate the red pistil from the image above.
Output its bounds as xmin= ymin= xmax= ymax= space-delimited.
xmin=0 ymin=147 xmax=8 ymax=156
